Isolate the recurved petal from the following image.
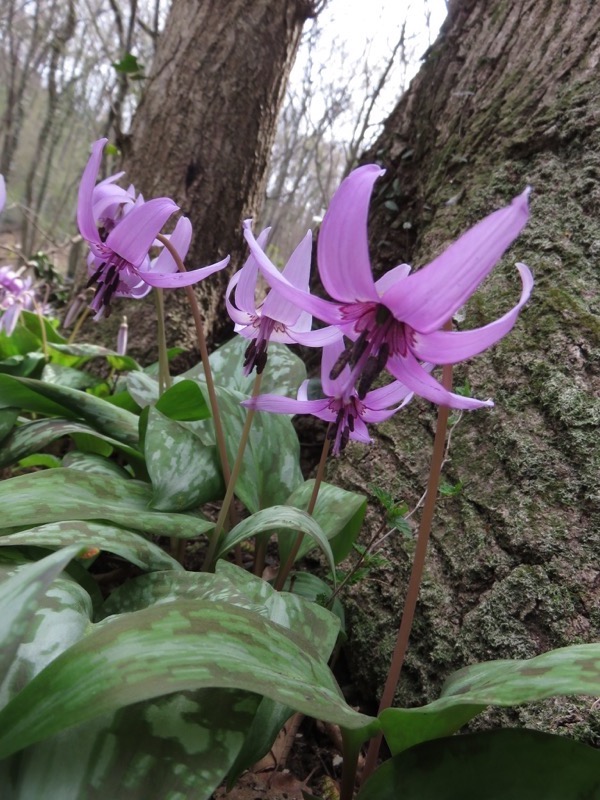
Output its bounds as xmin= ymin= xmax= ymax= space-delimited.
xmin=152 ymin=216 xmax=193 ymax=274
xmin=226 ymin=271 xmax=254 ymax=325
xmin=387 ymin=353 xmax=494 ymax=410
xmin=365 ymin=379 xmax=414 ymax=410
xmin=140 ymin=255 xmax=230 ymax=287
xmin=410 ymin=262 xmax=534 ymax=364
xmin=263 ymin=230 xmax=312 ymax=325
xmin=242 ymin=394 xmax=333 ymax=420
xmin=106 ymin=197 xmax=178 ymax=267
xmin=77 ymin=138 xmax=107 ymax=245
xmin=318 ymin=164 xmax=383 ymax=303
xmin=236 ymin=226 xmax=271 ymax=313
xmin=244 ymin=221 xmax=343 ymax=324
xmin=286 ymin=324 xmax=343 ymax=349
xmin=374 ymin=263 xmax=411 ymax=296
xmin=383 ymin=188 xmax=530 ymax=334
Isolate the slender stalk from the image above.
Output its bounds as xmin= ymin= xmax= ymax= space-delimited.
xmin=67 ymin=305 xmax=91 ymax=344
xmin=274 ymin=433 xmax=331 ymax=591
xmin=33 ymin=301 xmax=49 ymax=360
xmin=155 ymin=234 xmax=233 ymax=494
xmin=361 ymin=361 xmax=454 ymax=783
xmin=153 ymin=288 xmax=172 ymax=395
xmin=339 ymin=729 xmax=362 ymax=800
xmin=202 ymin=371 xmax=263 ymax=571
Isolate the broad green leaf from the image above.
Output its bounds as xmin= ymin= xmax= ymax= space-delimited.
xmin=184 ymin=337 xmax=306 ymax=397
xmin=1 ymin=690 xmax=259 ymax=800
xmin=155 ymin=379 xmax=210 ymax=421
xmin=50 ymin=342 xmax=141 ymax=373
xmin=41 ymin=363 xmax=98 ymax=390
xmin=192 ymin=381 xmax=303 ymax=513
xmin=357 ymin=729 xmax=600 ymax=799
xmin=0 ymin=545 xmax=84 ymax=699
xmin=62 ymin=450 xmax=133 ymax=479
xmin=0 ymin=374 xmax=76 ymax=417
xmin=12 ymin=376 xmax=140 ymax=445
xmin=0 ymin=407 xmax=18 ymax=441
xmin=0 ymin=599 xmax=377 ymax=758
xmin=0 ymin=353 xmax=45 ymax=377
xmin=216 ymin=506 xmax=336 ymax=581
xmin=0 ymin=565 xmax=92 ymax=708
xmin=0 ymin=324 xmax=41 ymax=358
xmin=18 ymin=453 xmax=62 ymax=469
xmin=127 ymin=371 xmax=159 ymax=407
xmin=380 ymin=643 xmax=600 ymax=755
xmin=0 ymin=418 xmax=140 ymax=469
xmin=0 ymin=469 xmax=213 ymax=540
xmin=283 ymin=480 xmax=367 ymax=565
xmin=281 ymin=571 xmax=345 ymax=633
xmin=19 ymin=310 xmax=66 ymax=344
xmin=145 ymin=407 xmax=223 ymax=511
xmin=0 ymin=521 xmax=182 ymax=573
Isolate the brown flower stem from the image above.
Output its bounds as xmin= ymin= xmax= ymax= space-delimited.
xmin=153 ymin=288 xmax=172 ymax=395
xmin=274 ymin=431 xmax=331 ymax=592
xmin=202 ymin=371 xmax=263 ymax=571
xmin=155 ymin=233 xmax=236 ymax=528
xmin=361 ymin=360 xmax=454 ymax=784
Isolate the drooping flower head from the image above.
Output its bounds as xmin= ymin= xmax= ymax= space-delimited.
xmin=243 ymin=338 xmax=416 ymax=455
xmin=78 ymin=139 xmax=230 ymax=319
xmin=226 ymin=227 xmax=340 ymax=375
xmin=244 ymin=166 xmax=533 ymax=410
xmin=0 ymin=266 xmax=36 ymax=335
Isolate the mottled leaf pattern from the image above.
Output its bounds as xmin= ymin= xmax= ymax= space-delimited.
xmin=380 ymin=643 xmax=600 ymax=755
xmin=0 ymin=469 xmax=213 ymax=539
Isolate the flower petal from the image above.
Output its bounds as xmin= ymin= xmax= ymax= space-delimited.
xmin=0 ymin=175 xmax=5 ymax=214
xmin=286 ymin=325 xmax=343 ymax=348
xmin=387 ymin=353 xmax=494 ymax=410
xmin=140 ymin=255 xmax=230 ymax=287
xmin=375 ymin=264 xmax=411 ymax=296
xmin=152 ymin=216 xmax=193 ymax=274
xmin=410 ymin=263 xmax=534 ymax=363
xmin=244 ymin=221 xmax=343 ymax=324
xmin=106 ymin=197 xmax=178 ymax=267
xmin=77 ymin=138 xmax=107 ymax=245
xmin=365 ymin=379 xmax=414 ymax=410
xmin=225 ymin=270 xmax=254 ymax=325
xmin=317 ymin=165 xmax=383 ymax=303
xmin=243 ymin=394 xmax=332 ymax=418
xmin=383 ymin=189 xmax=530 ymax=334
xmin=262 ymin=230 xmax=312 ymax=325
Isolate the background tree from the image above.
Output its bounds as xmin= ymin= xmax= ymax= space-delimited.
xmin=331 ymin=0 xmax=600 ymax=741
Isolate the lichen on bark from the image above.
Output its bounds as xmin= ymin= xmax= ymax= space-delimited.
xmin=331 ymin=0 xmax=600 ymax=744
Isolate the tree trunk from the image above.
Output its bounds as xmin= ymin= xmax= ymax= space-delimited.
xmin=332 ymin=0 xmax=600 ymax=741
xmin=82 ymin=0 xmax=322 ymax=362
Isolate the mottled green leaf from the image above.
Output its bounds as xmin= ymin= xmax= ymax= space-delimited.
xmin=0 ymin=469 xmax=213 ymax=540
xmin=0 ymin=407 xmax=18 ymax=442
xmin=0 ymin=521 xmax=182 ymax=573
xmin=41 ymin=363 xmax=97 ymax=390
xmin=0 ymin=545 xmax=84 ymax=700
xmin=283 ymin=480 xmax=367 ymax=565
xmin=380 ymin=643 xmax=600 ymax=755
xmin=216 ymin=506 xmax=336 ymax=581
xmin=155 ymin=380 xmax=210 ymax=421
xmin=358 ymin=730 xmax=600 ymax=799
xmin=127 ymin=371 xmax=159 ymax=407
xmin=0 ymin=352 xmax=45 ymax=377
xmin=184 ymin=337 xmax=306 ymax=397
xmin=61 ymin=450 xmax=133 ymax=479
xmin=281 ymin=572 xmax=345 ymax=633
xmin=1 ymin=690 xmax=259 ymax=800
xmin=0 ymin=418 xmax=140 ymax=469
xmin=0 ymin=374 xmax=76 ymax=417
xmin=0 ymin=599 xmax=377 ymax=758
xmin=50 ymin=342 xmax=142 ymax=373
xmin=145 ymin=407 xmax=223 ymax=511
xmin=11 ymin=376 xmax=140 ymax=445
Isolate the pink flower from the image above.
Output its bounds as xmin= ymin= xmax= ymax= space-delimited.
xmin=226 ymin=227 xmax=340 ymax=374
xmin=244 ymin=166 xmax=533 ymax=410
xmin=244 ymin=339 xmax=416 ymax=455
xmin=78 ymin=139 xmax=229 ymax=318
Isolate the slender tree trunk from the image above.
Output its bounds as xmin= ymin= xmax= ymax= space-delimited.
xmin=83 ymin=0 xmax=324 ymax=361
xmin=333 ymin=0 xmax=600 ymax=742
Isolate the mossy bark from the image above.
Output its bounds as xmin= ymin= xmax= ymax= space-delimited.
xmin=331 ymin=0 xmax=599 ymax=743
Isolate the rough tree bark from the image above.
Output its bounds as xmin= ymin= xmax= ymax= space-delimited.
xmin=84 ymin=0 xmax=324 ymax=361
xmin=330 ymin=0 xmax=599 ymax=742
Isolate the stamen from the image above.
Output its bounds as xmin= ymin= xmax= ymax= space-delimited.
xmin=329 ymin=345 xmax=352 ymax=380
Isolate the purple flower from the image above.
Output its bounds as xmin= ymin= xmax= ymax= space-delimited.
xmin=226 ymin=226 xmax=341 ymax=374
xmin=0 ymin=175 xmax=5 ymax=213
xmin=244 ymin=165 xmax=533 ymax=410
xmin=78 ymin=139 xmax=230 ymax=318
xmin=0 ymin=266 xmax=36 ymax=335
xmin=243 ymin=338 xmax=416 ymax=455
